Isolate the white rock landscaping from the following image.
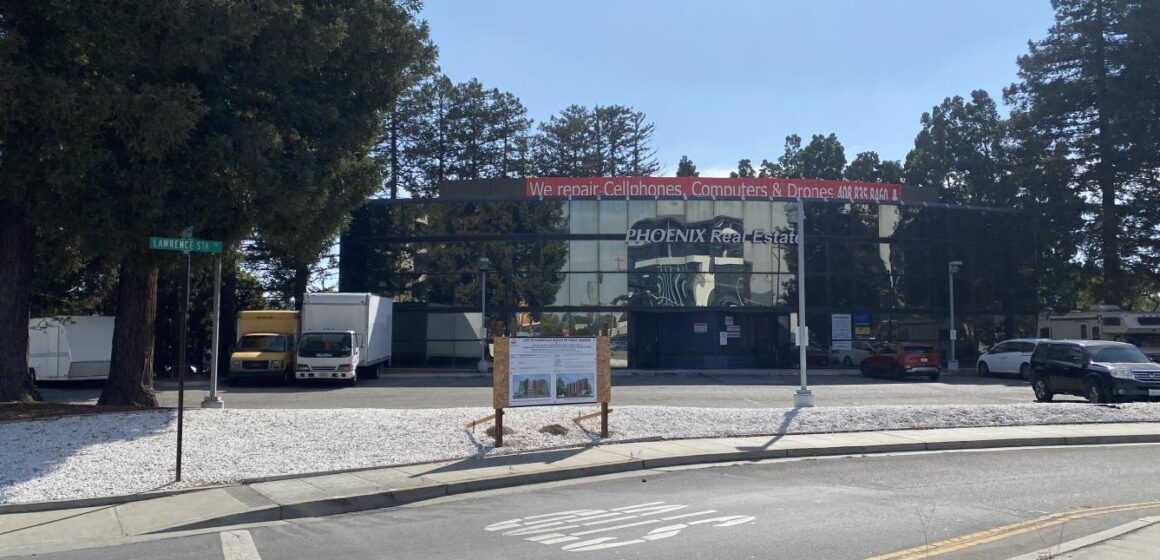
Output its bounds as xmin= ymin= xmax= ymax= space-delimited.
xmin=2 ymin=403 xmax=1160 ymax=505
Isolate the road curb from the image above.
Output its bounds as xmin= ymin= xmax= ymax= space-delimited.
xmin=0 ymin=484 xmax=231 ymax=516
xmin=132 ymin=432 xmax=1160 ymax=536
xmin=1006 ymin=516 xmax=1160 ymax=560
xmin=5 ymin=426 xmax=1160 ymax=546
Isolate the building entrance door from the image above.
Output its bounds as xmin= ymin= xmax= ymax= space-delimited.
xmin=628 ymin=310 xmax=792 ymax=369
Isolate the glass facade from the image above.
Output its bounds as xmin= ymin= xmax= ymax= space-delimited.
xmin=341 ymin=198 xmax=1038 ymax=369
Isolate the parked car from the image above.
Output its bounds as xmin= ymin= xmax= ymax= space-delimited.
xmin=976 ymin=338 xmax=1045 ymax=380
xmin=793 ymin=344 xmax=831 ymax=367
xmin=860 ymin=342 xmax=942 ymax=380
xmin=830 ymin=340 xmax=879 ymax=368
xmin=1029 ymin=340 xmax=1160 ymax=403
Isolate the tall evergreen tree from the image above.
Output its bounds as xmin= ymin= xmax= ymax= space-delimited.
xmin=675 ymin=155 xmax=699 ymax=177
xmin=532 ymin=105 xmax=658 ymax=176
xmin=0 ymin=0 xmax=432 ymax=405
xmin=730 ymin=159 xmax=755 ymax=178
xmin=1004 ymin=0 xmax=1148 ymax=306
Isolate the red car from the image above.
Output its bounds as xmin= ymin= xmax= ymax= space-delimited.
xmin=860 ymin=342 xmax=942 ymax=381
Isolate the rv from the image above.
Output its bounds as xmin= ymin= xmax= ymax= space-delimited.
xmin=28 ymin=316 xmax=115 ymax=381
xmin=1038 ymin=306 xmax=1160 ymax=361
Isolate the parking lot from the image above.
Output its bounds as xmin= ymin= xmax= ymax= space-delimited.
xmin=33 ymin=371 xmax=1079 ymax=410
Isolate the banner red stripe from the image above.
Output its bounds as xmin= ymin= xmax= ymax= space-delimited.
xmin=525 ymin=177 xmax=903 ymax=201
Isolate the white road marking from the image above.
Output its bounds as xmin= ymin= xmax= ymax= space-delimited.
xmin=571 ymin=519 xmax=664 ymax=536
xmin=620 ymin=504 xmax=689 ymax=515
xmin=662 ymin=510 xmax=717 ymax=521
xmin=486 ymin=501 xmax=756 ymax=553
xmin=562 ymin=537 xmax=646 ymax=552
xmin=580 ymin=514 xmax=641 ymax=526
xmin=611 ymin=501 xmax=666 ymax=511
xmin=503 ymin=523 xmax=581 ymax=536
xmin=219 ymin=530 xmax=262 ymax=560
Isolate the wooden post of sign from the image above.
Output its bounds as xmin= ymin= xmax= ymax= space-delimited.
xmin=494 ymin=407 xmax=504 ymax=447
xmin=492 ymin=337 xmax=510 ymax=448
xmin=597 ymin=335 xmax=611 ymax=439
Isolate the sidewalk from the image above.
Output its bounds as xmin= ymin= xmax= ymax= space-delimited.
xmin=1 ymin=422 xmax=1159 ymax=558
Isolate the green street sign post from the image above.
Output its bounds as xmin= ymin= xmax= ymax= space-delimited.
xmin=148 ymin=237 xmax=222 ymax=253
xmin=148 ymin=230 xmax=226 ymax=482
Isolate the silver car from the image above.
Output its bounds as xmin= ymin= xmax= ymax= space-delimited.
xmin=977 ymin=338 xmax=1046 ymax=380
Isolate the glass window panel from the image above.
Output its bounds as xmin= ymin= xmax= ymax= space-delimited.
xmin=570 ymin=200 xmax=598 ymax=234
xmin=599 ymin=272 xmax=629 ymax=306
xmin=569 ymin=273 xmax=599 ymax=306
xmin=745 ymin=271 xmax=778 ymax=306
xmin=570 ymin=240 xmax=598 ymax=272
xmin=552 ymin=277 xmax=569 ymax=309
xmin=599 ymin=200 xmax=627 ymax=234
xmin=568 ymin=312 xmax=598 ymax=336
xmin=598 ymin=240 xmax=627 ymax=272
xmin=628 ymin=200 xmax=656 ymax=229
xmin=516 ymin=272 xmax=567 ymax=307
xmin=714 ymin=200 xmax=744 ymax=225
xmin=657 ymin=200 xmax=685 ymax=219
xmin=686 ymin=201 xmax=714 ymax=224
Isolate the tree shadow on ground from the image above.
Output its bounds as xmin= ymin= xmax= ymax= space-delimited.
xmin=0 ymin=411 xmax=174 ymax=504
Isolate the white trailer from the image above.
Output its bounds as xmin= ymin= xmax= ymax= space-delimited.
xmin=28 ymin=316 xmax=115 ymax=381
xmin=296 ymin=293 xmax=392 ymax=384
xmin=1038 ymin=305 xmax=1160 ymax=361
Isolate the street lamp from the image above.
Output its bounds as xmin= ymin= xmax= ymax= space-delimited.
xmin=948 ymin=260 xmax=963 ymax=371
xmin=478 ymin=257 xmax=490 ymax=373
xmin=786 ymin=200 xmax=815 ymax=408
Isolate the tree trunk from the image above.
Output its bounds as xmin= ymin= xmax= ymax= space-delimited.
xmin=389 ymin=107 xmax=399 ymax=200
xmin=292 ymin=263 xmax=309 ymax=310
xmin=99 ymin=263 xmax=160 ymax=406
xmin=1094 ymin=0 xmax=1123 ymax=306
xmin=0 ymin=196 xmax=37 ymax=402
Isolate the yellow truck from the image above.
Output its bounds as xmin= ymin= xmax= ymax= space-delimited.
xmin=228 ymin=310 xmax=299 ymax=385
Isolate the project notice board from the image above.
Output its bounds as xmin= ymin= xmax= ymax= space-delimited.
xmin=493 ymin=337 xmax=611 ymax=408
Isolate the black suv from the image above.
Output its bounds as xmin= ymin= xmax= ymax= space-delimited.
xmin=1029 ymin=340 xmax=1160 ymax=403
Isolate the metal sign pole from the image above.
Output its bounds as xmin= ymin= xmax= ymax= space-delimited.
xmin=176 ymin=248 xmax=190 ymax=482
xmin=792 ymin=199 xmax=815 ymax=408
xmin=202 ymin=254 xmax=224 ymax=408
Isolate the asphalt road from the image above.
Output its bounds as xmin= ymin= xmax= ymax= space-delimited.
xmin=25 ymin=444 xmax=1160 ymax=560
xmin=37 ymin=372 xmax=1076 ymax=409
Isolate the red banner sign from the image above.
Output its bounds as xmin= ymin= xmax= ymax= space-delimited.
xmin=525 ymin=177 xmax=903 ymax=201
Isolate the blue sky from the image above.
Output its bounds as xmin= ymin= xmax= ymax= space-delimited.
xmin=419 ymin=1 xmax=1057 ymax=177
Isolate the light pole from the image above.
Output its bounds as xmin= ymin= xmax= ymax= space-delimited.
xmin=478 ymin=257 xmax=490 ymax=373
xmin=787 ymin=199 xmax=814 ymax=408
xmin=948 ymin=260 xmax=962 ymax=371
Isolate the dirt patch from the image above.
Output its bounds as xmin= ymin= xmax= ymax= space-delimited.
xmin=485 ymin=425 xmax=514 ymax=438
xmin=0 ymin=402 xmax=158 ymax=423
xmin=538 ymin=424 xmax=569 ymax=436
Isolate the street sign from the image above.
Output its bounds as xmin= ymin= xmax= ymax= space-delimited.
xmin=148 ymin=237 xmax=222 ymax=253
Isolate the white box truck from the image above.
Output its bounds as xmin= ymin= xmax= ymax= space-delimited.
xmin=295 ymin=293 xmax=392 ymax=385
xmin=28 ymin=316 xmax=115 ymax=381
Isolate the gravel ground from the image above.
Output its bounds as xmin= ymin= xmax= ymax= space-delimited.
xmin=3 ymin=403 xmax=1160 ymax=505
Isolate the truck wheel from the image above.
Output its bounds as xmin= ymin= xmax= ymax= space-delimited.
xmin=361 ymin=363 xmax=380 ymax=380
xmin=347 ymin=372 xmax=358 ymax=387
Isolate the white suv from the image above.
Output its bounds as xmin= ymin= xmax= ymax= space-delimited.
xmin=977 ymin=338 xmax=1045 ymax=380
